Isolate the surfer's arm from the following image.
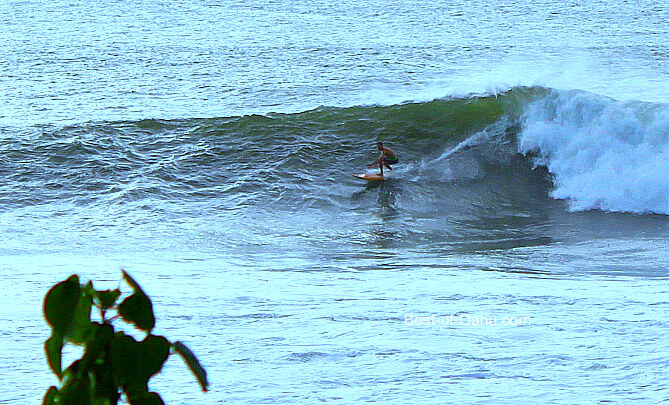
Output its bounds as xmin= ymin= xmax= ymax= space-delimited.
xmin=367 ymin=151 xmax=385 ymax=167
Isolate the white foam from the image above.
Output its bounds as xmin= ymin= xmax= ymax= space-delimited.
xmin=520 ymin=89 xmax=669 ymax=214
xmin=351 ymin=49 xmax=669 ymax=111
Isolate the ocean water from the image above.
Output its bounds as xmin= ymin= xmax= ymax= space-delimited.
xmin=1 ymin=0 xmax=669 ymax=403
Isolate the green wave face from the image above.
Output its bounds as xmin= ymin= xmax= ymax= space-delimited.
xmin=5 ymin=85 xmax=668 ymax=215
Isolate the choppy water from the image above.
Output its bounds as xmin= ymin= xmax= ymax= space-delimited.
xmin=1 ymin=0 xmax=669 ymax=403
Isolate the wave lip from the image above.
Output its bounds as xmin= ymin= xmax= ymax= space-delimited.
xmin=520 ymin=89 xmax=669 ymax=214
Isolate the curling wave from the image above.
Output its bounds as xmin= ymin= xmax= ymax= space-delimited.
xmin=519 ymin=89 xmax=669 ymax=214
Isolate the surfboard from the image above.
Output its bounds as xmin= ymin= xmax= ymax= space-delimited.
xmin=353 ymin=173 xmax=386 ymax=181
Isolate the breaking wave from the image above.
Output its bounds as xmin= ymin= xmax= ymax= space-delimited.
xmin=519 ymin=89 xmax=669 ymax=214
xmin=2 ymin=85 xmax=668 ymax=215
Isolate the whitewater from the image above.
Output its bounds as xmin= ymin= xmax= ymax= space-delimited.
xmin=1 ymin=0 xmax=668 ymax=403
xmin=521 ymin=90 xmax=669 ymax=214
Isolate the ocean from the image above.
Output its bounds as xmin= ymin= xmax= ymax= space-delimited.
xmin=2 ymin=0 xmax=669 ymax=403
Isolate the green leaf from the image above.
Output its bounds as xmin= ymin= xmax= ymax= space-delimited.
xmin=84 ymin=280 xmax=121 ymax=311
xmin=63 ymin=359 xmax=82 ymax=377
xmin=128 ymin=392 xmax=165 ymax=405
xmin=71 ymin=292 xmax=94 ymax=344
xmin=45 ymin=333 xmax=64 ymax=377
xmin=90 ymin=361 xmax=120 ymax=403
xmin=173 ymin=341 xmax=209 ymax=392
xmin=80 ymin=323 xmax=113 ymax=372
xmin=138 ymin=335 xmax=171 ymax=378
xmin=118 ymin=271 xmax=155 ymax=331
xmin=110 ymin=332 xmax=137 ymax=390
xmin=43 ymin=386 xmax=58 ymax=405
xmin=58 ymin=372 xmax=92 ymax=405
xmin=118 ymin=293 xmax=155 ymax=331
xmin=121 ymin=270 xmax=144 ymax=293
xmin=94 ymin=289 xmax=121 ymax=310
xmin=110 ymin=333 xmax=170 ymax=397
xmin=44 ymin=275 xmax=81 ymax=336
xmin=92 ymin=399 xmax=118 ymax=405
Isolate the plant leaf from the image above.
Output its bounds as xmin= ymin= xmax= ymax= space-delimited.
xmin=110 ymin=332 xmax=139 ymax=391
xmin=137 ymin=335 xmax=171 ymax=378
xmin=94 ymin=289 xmax=121 ymax=310
xmin=90 ymin=361 xmax=119 ymax=403
xmin=118 ymin=293 xmax=155 ymax=332
xmin=128 ymin=392 xmax=165 ymax=405
xmin=71 ymin=292 xmax=94 ymax=344
xmin=118 ymin=271 xmax=155 ymax=331
xmin=111 ymin=333 xmax=170 ymax=397
xmin=58 ymin=371 xmax=91 ymax=404
xmin=80 ymin=323 xmax=113 ymax=372
xmin=173 ymin=341 xmax=209 ymax=392
xmin=45 ymin=333 xmax=64 ymax=377
xmin=122 ymin=270 xmax=146 ymax=295
xmin=44 ymin=275 xmax=81 ymax=337
xmin=43 ymin=386 xmax=58 ymax=405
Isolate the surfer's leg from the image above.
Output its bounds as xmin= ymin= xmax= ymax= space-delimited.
xmin=382 ymin=157 xmax=396 ymax=172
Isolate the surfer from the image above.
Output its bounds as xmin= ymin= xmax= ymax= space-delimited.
xmin=367 ymin=142 xmax=398 ymax=176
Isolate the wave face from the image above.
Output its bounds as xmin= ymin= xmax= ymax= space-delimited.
xmin=520 ymin=89 xmax=669 ymax=214
xmin=2 ymin=86 xmax=668 ymax=217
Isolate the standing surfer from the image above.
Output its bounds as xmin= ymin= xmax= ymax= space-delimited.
xmin=367 ymin=142 xmax=398 ymax=176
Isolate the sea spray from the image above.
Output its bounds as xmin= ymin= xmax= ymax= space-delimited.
xmin=519 ymin=89 xmax=669 ymax=214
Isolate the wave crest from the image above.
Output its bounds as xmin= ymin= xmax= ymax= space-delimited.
xmin=520 ymin=89 xmax=669 ymax=214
